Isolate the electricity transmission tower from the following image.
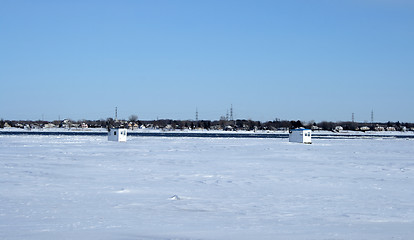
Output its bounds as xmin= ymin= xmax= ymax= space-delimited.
xmin=230 ymin=104 xmax=234 ymax=121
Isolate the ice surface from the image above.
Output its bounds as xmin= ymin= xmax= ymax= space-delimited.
xmin=0 ymin=135 xmax=413 ymax=239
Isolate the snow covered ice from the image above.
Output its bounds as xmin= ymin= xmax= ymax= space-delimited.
xmin=0 ymin=135 xmax=413 ymax=239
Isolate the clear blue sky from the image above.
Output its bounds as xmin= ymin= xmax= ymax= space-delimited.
xmin=1 ymin=0 xmax=413 ymax=122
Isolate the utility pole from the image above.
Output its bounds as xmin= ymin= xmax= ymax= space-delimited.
xmin=371 ymin=109 xmax=374 ymax=126
xmin=352 ymin=113 xmax=354 ymax=123
xmin=115 ymin=107 xmax=118 ymax=121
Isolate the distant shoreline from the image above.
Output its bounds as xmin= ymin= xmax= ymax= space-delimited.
xmin=1 ymin=128 xmax=413 ymax=139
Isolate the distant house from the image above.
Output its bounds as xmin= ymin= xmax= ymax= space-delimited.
xmin=61 ymin=119 xmax=71 ymax=128
xmin=289 ymin=129 xmax=312 ymax=144
xmin=108 ymin=128 xmax=127 ymax=142
xmin=44 ymin=123 xmax=55 ymax=128
xmin=128 ymin=122 xmax=139 ymax=130
xmin=311 ymin=125 xmax=321 ymax=131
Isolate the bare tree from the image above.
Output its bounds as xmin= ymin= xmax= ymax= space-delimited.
xmin=128 ymin=114 xmax=138 ymax=122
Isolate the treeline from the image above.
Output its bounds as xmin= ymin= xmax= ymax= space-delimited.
xmin=1 ymin=118 xmax=413 ymax=132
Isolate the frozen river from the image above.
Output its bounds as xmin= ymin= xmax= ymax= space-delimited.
xmin=1 ymin=135 xmax=413 ymax=239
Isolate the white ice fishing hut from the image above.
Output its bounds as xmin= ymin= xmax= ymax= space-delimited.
xmin=108 ymin=128 xmax=127 ymax=142
xmin=289 ymin=129 xmax=312 ymax=144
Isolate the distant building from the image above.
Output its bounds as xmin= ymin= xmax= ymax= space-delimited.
xmin=311 ymin=125 xmax=321 ymax=131
xmin=386 ymin=127 xmax=396 ymax=131
xmin=108 ymin=128 xmax=127 ymax=142
xmin=43 ymin=123 xmax=56 ymax=128
xmin=360 ymin=126 xmax=370 ymax=132
xmin=61 ymin=119 xmax=71 ymax=128
xmin=289 ymin=129 xmax=312 ymax=144
xmin=128 ymin=122 xmax=139 ymax=130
